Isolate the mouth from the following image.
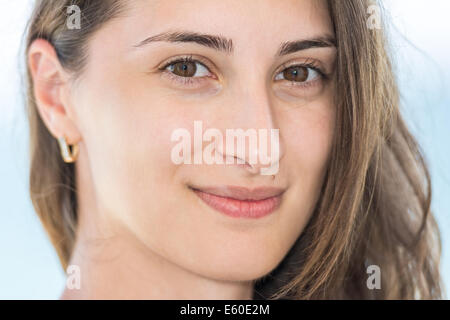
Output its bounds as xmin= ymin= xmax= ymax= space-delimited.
xmin=189 ymin=185 xmax=285 ymax=219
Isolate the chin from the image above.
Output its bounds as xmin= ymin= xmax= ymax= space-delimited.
xmin=190 ymin=248 xmax=284 ymax=282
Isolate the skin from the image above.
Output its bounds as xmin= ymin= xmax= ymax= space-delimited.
xmin=28 ymin=0 xmax=336 ymax=299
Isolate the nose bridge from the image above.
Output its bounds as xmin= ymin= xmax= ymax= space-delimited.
xmin=221 ymin=69 xmax=284 ymax=174
xmin=232 ymin=65 xmax=275 ymax=130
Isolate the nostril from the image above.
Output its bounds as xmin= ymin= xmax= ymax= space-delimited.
xmin=243 ymin=162 xmax=260 ymax=175
xmin=224 ymin=154 xmax=260 ymax=174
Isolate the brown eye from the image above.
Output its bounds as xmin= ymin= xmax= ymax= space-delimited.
xmin=164 ymin=59 xmax=211 ymax=79
xmin=274 ymin=64 xmax=322 ymax=85
xmin=282 ymin=66 xmax=308 ymax=82
xmin=172 ymin=61 xmax=197 ymax=77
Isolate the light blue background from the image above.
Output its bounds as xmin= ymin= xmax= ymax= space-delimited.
xmin=0 ymin=1 xmax=448 ymax=299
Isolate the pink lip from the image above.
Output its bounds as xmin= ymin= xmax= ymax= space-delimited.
xmin=191 ymin=185 xmax=284 ymax=218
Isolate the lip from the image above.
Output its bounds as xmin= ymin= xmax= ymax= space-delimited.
xmin=190 ymin=185 xmax=285 ymax=219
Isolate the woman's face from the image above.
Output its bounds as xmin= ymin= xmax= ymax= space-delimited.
xmin=70 ymin=0 xmax=336 ymax=281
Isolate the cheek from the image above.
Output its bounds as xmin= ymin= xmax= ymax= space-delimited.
xmin=283 ymin=102 xmax=335 ymax=174
xmin=72 ymin=71 xmax=194 ymax=218
xmin=269 ymin=101 xmax=334 ymax=268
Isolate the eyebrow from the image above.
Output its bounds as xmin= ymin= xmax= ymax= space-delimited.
xmin=134 ymin=30 xmax=336 ymax=56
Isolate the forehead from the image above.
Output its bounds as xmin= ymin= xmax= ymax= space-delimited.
xmin=117 ymin=0 xmax=333 ymax=50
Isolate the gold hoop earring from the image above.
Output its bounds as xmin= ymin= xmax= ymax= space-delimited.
xmin=57 ymin=136 xmax=79 ymax=163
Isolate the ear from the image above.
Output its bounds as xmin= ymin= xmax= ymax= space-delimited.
xmin=28 ymin=39 xmax=81 ymax=145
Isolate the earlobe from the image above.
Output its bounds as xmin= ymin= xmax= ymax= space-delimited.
xmin=28 ymin=39 xmax=81 ymax=145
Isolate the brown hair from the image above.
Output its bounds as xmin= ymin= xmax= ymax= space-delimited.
xmin=25 ymin=0 xmax=443 ymax=299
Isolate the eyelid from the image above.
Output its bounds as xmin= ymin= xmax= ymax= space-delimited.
xmin=283 ymin=59 xmax=325 ymax=76
xmin=161 ymin=69 xmax=212 ymax=88
xmin=157 ymin=54 xmax=215 ymax=76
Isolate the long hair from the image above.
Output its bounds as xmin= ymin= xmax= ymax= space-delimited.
xmin=24 ymin=0 xmax=443 ymax=299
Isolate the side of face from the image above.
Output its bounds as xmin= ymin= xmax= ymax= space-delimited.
xmin=31 ymin=0 xmax=336 ymax=282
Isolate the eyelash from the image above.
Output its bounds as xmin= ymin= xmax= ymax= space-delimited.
xmin=275 ymin=59 xmax=328 ymax=89
xmin=158 ymin=55 xmax=327 ymax=89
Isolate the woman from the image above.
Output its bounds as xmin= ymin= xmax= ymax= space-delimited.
xmin=24 ymin=0 xmax=443 ymax=299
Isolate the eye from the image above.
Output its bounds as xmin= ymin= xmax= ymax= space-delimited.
xmin=163 ymin=57 xmax=212 ymax=78
xmin=274 ymin=65 xmax=322 ymax=84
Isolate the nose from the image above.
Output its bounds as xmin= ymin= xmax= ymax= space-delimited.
xmin=216 ymin=78 xmax=285 ymax=176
